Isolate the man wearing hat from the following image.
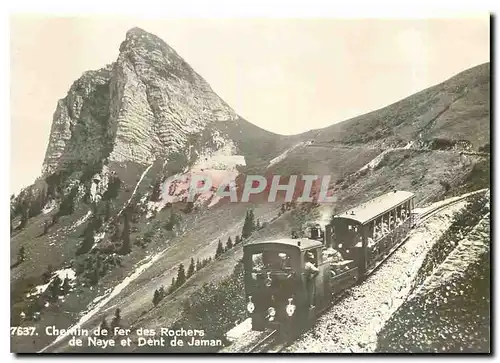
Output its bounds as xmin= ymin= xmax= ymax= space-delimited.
xmin=304 ymin=251 xmax=319 ymax=308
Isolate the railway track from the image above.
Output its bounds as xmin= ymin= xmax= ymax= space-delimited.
xmin=417 ymin=189 xmax=487 ymax=224
xmin=240 ymin=189 xmax=488 ymax=353
xmin=247 ymin=329 xmax=279 ymax=353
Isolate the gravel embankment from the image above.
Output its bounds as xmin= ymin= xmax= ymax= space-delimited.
xmin=376 ymin=213 xmax=490 ymax=353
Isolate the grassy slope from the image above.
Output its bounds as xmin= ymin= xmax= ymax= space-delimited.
xmin=268 ymin=144 xmax=382 ymax=178
xmin=313 ymin=63 xmax=490 ymax=150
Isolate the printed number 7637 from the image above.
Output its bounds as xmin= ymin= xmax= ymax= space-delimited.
xmin=10 ymin=327 xmax=36 ymax=336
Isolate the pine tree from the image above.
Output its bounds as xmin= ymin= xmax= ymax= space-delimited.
xmin=164 ymin=212 xmax=179 ymax=231
xmin=196 ymin=258 xmax=201 ymax=272
xmin=215 ymin=239 xmax=224 ymax=258
xmin=150 ymin=180 xmax=162 ymax=202
xmin=30 ymin=187 xmax=47 ymax=217
xmin=158 ymin=285 xmax=165 ymax=299
xmin=62 ymin=276 xmax=71 ymax=295
xmin=110 ymin=308 xmax=121 ymax=331
xmin=17 ymin=246 xmax=26 ymax=264
xmin=110 ymin=220 xmax=121 ymax=242
xmin=104 ymin=201 xmax=112 ymax=220
xmin=100 ymin=316 xmax=110 ymax=336
xmin=19 ymin=204 xmax=29 ymax=230
xmin=242 ymin=209 xmax=256 ymax=239
xmin=184 ymin=201 xmax=194 ymax=214
xmin=175 ymin=263 xmax=186 ymax=288
xmin=235 ymin=235 xmax=241 ymax=244
xmin=256 ymin=219 xmax=261 ymax=230
xmin=187 ymin=258 xmax=195 ymax=278
xmin=89 ymin=256 xmax=100 ymax=286
xmin=58 ymin=185 xmax=78 ymax=217
xmin=119 ymin=213 xmax=131 ymax=255
xmin=153 ymin=289 xmax=161 ymax=307
xmin=103 ymin=175 xmax=121 ymax=200
xmin=42 ymin=265 xmax=53 ymax=283
xmin=77 ymin=220 xmax=95 ymax=255
xmin=250 ymin=210 xmax=256 ymax=229
xmin=50 ymin=276 xmax=62 ymax=300
xmin=226 ymin=236 xmax=233 ymax=251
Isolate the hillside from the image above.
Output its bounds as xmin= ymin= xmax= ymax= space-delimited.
xmin=314 ymin=62 xmax=490 ymax=150
xmin=10 ymin=26 xmax=490 ymax=353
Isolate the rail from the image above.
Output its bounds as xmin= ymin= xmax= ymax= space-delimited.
xmin=247 ymin=329 xmax=279 ymax=353
xmin=417 ymin=189 xmax=488 ymax=224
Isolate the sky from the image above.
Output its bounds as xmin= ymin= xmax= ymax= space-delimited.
xmin=10 ymin=15 xmax=490 ymax=194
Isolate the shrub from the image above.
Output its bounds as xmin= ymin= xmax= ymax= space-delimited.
xmin=164 ymin=261 xmax=246 ymax=352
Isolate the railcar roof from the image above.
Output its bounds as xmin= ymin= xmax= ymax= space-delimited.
xmin=333 ymin=190 xmax=414 ymax=225
xmin=244 ymin=238 xmax=323 ymax=251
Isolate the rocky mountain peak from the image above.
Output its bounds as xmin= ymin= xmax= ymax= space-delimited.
xmin=42 ymin=28 xmax=238 ymax=175
xmin=119 ymin=27 xmax=181 ymax=63
xmin=122 ymin=27 xmax=172 ymax=50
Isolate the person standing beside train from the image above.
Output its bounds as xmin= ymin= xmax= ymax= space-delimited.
xmin=305 ymin=252 xmax=319 ymax=308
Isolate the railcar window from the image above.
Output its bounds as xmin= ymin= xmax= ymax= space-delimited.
xmin=380 ymin=214 xmax=388 ymax=234
xmin=252 ymin=253 xmax=264 ymax=271
xmin=374 ymin=218 xmax=382 ymax=239
xmin=402 ymin=204 xmax=408 ymax=219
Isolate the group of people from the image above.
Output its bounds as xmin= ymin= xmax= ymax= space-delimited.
xmin=371 ymin=208 xmax=409 ymax=241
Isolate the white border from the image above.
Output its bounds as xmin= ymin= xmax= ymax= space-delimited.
xmin=2 ymin=0 xmax=497 ymax=361
xmin=4 ymin=0 xmax=497 ymax=17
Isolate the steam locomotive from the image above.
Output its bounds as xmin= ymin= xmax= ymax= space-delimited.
xmin=243 ymin=191 xmax=415 ymax=335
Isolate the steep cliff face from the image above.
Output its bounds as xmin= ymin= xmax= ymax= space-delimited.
xmin=108 ymin=27 xmax=238 ymax=164
xmin=42 ymin=27 xmax=238 ymax=175
xmin=42 ymin=65 xmax=113 ymax=174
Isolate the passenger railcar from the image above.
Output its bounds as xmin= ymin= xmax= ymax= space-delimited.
xmin=243 ymin=190 xmax=415 ymax=334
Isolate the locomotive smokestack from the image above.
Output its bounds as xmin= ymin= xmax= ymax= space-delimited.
xmin=325 ymin=225 xmax=332 ymax=248
xmin=310 ymin=226 xmax=319 ymax=240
